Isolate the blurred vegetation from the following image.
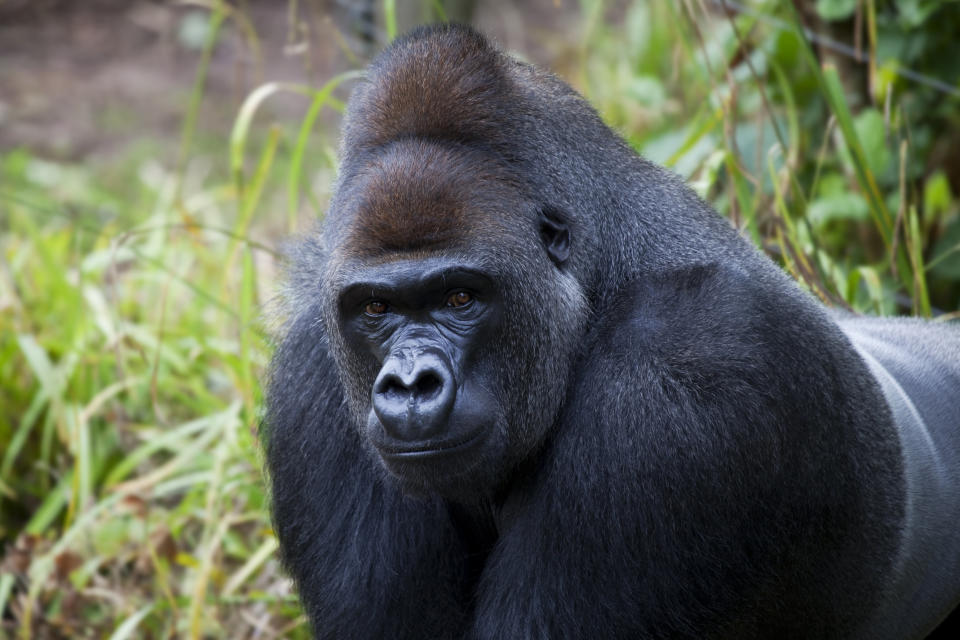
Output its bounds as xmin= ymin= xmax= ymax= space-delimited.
xmin=1 ymin=0 xmax=958 ymax=637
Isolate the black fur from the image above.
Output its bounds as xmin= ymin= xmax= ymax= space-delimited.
xmin=265 ymin=24 xmax=960 ymax=639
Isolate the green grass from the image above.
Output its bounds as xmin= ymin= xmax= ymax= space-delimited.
xmin=2 ymin=1 xmax=958 ymax=637
xmin=0 ymin=144 xmax=308 ymax=636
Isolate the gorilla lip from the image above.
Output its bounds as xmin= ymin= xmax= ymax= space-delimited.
xmin=376 ymin=428 xmax=486 ymax=459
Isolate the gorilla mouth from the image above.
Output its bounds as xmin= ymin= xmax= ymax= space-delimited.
xmin=376 ymin=428 xmax=486 ymax=460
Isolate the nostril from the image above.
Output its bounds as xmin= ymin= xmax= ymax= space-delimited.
xmin=375 ymin=370 xmax=445 ymax=402
xmin=380 ymin=376 xmax=408 ymax=401
xmin=413 ymin=372 xmax=442 ymax=399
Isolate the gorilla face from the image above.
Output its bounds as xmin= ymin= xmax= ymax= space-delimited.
xmin=335 ymin=256 xmax=508 ymax=494
xmin=317 ymin=140 xmax=589 ymax=500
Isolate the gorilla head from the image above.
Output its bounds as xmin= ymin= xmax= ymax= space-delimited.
xmin=315 ymin=33 xmax=592 ymax=498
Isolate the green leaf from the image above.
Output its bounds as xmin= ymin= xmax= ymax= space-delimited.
xmin=924 ymin=171 xmax=953 ymax=221
xmin=896 ymin=0 xmax=944 ymax=27
xmin=853 ymin=109 xmax=892 ymax=179
xmin=384 ymin=0 xmax=397 ymax=41
xmin=809 ymin=192 xmax=870 ymax=225
xmin=815 ymin=0 xmax=857 ymax=21
xmin=819 ymin=65 xmax=894 ymax=242
xmin=929 ymin=218 xmax=960 ymax=280
xmin=108 ymin=604 xmax=155 ymax=640
xmin=626 ymin=76 xmax=666 ymax=107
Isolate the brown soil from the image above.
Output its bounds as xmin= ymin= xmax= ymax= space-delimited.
xmin=0 ymin=0 xmax=585 ymax=162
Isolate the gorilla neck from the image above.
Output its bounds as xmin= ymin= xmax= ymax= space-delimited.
xmin=447 ymin=498 xmax=499 ymax=583
xmin=444 ymin=456 xmax=544 ymax=581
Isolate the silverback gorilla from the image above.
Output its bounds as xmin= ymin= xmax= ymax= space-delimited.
xmin=264 ymin=24 xmax=960 ymax=639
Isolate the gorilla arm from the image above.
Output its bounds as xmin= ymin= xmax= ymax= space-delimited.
xmin=265 ymin=310 xmax=470 ymax=640
xmin=842 ymin=317 xmax=960 ymax=638
xmin=471 ymin=264 xmax=904 ymax=640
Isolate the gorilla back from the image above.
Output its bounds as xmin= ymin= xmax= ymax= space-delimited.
xmin=264 ymin=24 xmax=960 ymax=639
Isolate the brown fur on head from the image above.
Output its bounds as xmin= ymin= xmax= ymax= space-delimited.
xmin=339 ymin=139 xmax=521 ymax=258
xmin=325 ymin=23 xmax=533 ymax=263
xmin=326 ymin=23 xmax=601 ymax=291
xmin=340 ymin=24 xmax=517 ymax=154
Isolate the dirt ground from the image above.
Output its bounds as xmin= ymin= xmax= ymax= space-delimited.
xmin=0 ymin=0 xmax=586 ymax=163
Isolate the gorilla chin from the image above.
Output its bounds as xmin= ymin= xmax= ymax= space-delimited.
xmin=367 ymin=410 xmax=506 ymax=498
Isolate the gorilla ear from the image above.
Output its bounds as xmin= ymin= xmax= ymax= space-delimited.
xmin=539 ymin=208 xmax=571 ymax=267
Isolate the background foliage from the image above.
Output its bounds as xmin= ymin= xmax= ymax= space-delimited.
xmin=1 ymin=0 xmax=958 ymax=637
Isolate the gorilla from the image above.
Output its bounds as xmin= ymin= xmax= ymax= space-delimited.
xmin=264 ymin=24 xmax=960 ymax=639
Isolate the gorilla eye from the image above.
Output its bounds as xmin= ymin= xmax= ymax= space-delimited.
xmin=446 ymin=291 xmax=473 ymax=308
xmin=365 ymin=300 xmax=388 ymax=315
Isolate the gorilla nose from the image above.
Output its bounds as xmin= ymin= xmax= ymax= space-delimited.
xmin=372 ymin=351 xmax=456 ymax=441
